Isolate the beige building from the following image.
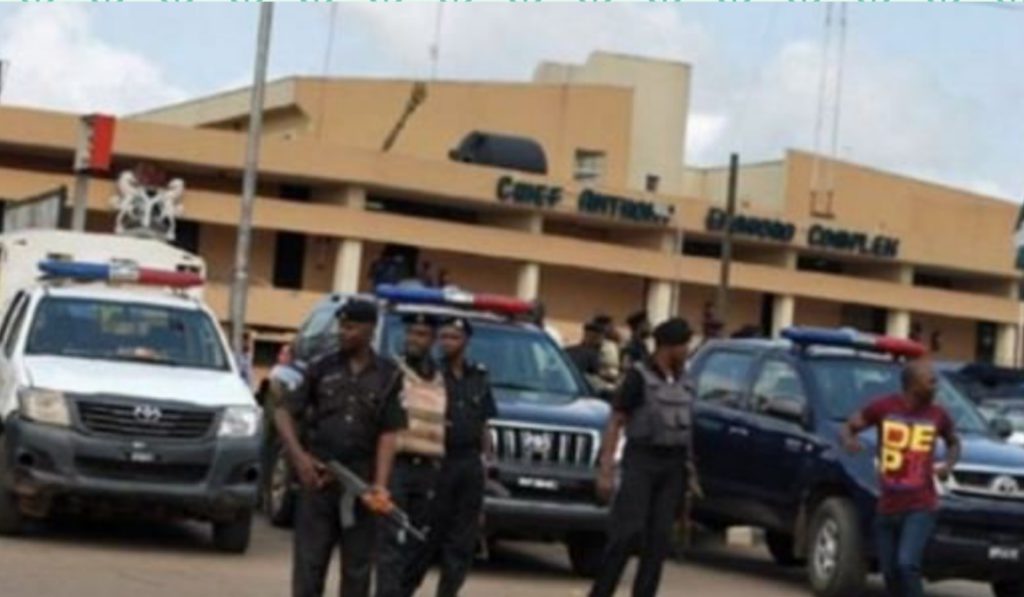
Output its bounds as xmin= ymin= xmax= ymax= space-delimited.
xmin=0 ymin=51 xmax=1019 ymax=375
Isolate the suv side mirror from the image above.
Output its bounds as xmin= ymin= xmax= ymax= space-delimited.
xmin=764 ymin=396 xmax=808 ymax=425
xmin=991 ymin=416 xmax=1014 ymax=440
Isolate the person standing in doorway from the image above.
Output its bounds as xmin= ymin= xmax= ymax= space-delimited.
xmin=404 ymin=316 xmax=497 ymax=597
xmin=274 ymin=300 xmax=405 ymax=597
xmin=590 ymin=318 xmax=696 ymax=597
xmin=621 ymin=310 xmax=652 ymax=370
xmin=841 ymin=360 xmax=960 ymax=597
xmin=376 ymin=313 xmax=447 ymax=597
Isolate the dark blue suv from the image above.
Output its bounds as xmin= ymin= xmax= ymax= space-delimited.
xmin=261 ymin=285 xmax=610 ymax=576
xmin=688 ymin=327 xmax=1024 ymax=597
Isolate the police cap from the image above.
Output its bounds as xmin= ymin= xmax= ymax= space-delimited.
xmin=653 ymin=317 xmax=693 ymax=347
xmin=402 ymin=312 xmax=439 ymax=329
xmin=439 ymin=316 xmax=473 ymax=337
xmin=336 ymin=299 xmax=378 ymax=324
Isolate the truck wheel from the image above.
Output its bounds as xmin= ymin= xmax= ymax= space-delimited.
xmin=213 ymin=511 xmax=252 ymax=554
xmin=806 ymin=498 xmax=866 ymax=597
xmin=993 ymin=580 xmax=1024 ymax=597
xmin=264 ymin=446 xmax=296 ymax=528
xmin=0 ymin=443 xmax=24 ymax=536
xmin=766 ymin=531 xmax=803 ymax=567
xmin=567 ymin=533 xmax=605 ymax=578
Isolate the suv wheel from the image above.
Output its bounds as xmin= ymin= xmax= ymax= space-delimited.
xmin=213 ymin=511 xmax=253 ymax=554
xmin=766 ymin=531 xmax=804 ymax=567
xmin=567 ymin=532 xmax=605 ymax=578
xmin=264 ymin=446 xmax=296 ymax=528
xmin=0 ymin=443 xmax=24 ymax=536
xmin=806 ymin=498 xmax=866 ymax=597
xmin=993 ymin=580 xmax=1024 ymax=597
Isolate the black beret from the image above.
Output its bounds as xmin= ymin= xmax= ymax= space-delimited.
xmin=653 ymin=317 xmax=693 ymax=347
xmin=439 ymin=316 xmax=473 ymax=336
xmin=336 ymin=299 xmax=378 ymax=324
xmin=402 ymin=312 xmax=438 ymax=328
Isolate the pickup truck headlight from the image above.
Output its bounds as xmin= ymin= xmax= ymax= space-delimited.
xmin=219 ymin=405 xmax=262 ymax=438
xmin=19 ymin=388 xmax=70 ymax=427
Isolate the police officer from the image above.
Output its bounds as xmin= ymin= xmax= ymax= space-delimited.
xmin=274 ymin=299 xmax=405 ymax=597
xmin=376 ymin=313 xmax=447 ymax=597
xmin=590 ymin=317 xmax=695 ymax=597
xmin=404 ymin=316 xmax=497 ymax=597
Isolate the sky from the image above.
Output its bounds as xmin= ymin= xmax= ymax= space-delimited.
xmin=0 ymin=3 xmax=1022 ymax=202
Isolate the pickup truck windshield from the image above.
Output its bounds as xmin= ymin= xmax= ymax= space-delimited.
xmin=383 ymin=315 xmax=583 ymax=397
xmin=810 ymin=358 xmax=989 ymax=434
xmin=25 ymin=297 xmax=230 ymax=371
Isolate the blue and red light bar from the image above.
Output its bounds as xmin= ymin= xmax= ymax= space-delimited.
xmin=375 ymin=284 xmax=533 ymax=316
xmin=781 ymin=326 xmax=926 ymax=358
xmin=38 ymin=260 xmax=203 ymax=289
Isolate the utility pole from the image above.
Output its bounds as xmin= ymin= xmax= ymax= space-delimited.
xmin=0 ymin=60 xmax=8 ymax=104
xmin=716 ymin=153 xmax=739 ymax=330
xmin=230 ymin=3 xmax=274 ymax=355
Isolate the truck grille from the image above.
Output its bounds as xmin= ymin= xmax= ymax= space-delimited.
xmin=488 ymin=422 xmax=599 ymax=467
xmin=950 ymin=468 xmax=1024 ymax=500
xmin=76 ymin=400 xmax=215 ymax=440
xmin=75 ymin=456 xmax=209 ymax=484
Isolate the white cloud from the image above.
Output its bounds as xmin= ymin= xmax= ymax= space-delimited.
xmin=0 ymin=5 xmax=187 ymax=115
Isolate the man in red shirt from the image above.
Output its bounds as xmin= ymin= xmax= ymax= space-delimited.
xmin=841 ymin=360 xmax=961 ymax=597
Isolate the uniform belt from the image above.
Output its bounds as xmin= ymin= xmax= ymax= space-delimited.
xmin=397 ymin=453 xmax=442 ymax=467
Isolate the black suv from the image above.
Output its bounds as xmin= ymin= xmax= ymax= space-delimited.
xmin=688 ymin=327 xmax=1024 ymax=597
xmin=260 ymin=286 xmax=611 ymax=576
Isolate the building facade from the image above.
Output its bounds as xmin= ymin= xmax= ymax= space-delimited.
xmin=0 ymin=52 xmax=1019 ymax=374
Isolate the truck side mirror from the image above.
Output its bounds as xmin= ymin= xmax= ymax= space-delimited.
xmin=764 ymin=395 xmax=808 ymax=425
xmin=991 ymin=417 xmax=1014 ymax=440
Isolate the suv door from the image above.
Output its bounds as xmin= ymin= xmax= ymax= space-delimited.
xmin=691 ymin=348 xmax=757 ymax=519
xmin=745 ymin=356 xmax=816 ymax=530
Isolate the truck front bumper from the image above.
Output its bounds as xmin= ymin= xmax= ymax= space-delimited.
xmin=922 ymin=494 xmax=1024 ymax=583
xmin=484 ymin=495 xmax=609 ymax=535
xmin=2 ymin=415 xmax=260 ymax=521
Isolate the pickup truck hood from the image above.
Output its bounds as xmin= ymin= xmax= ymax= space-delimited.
xmin=493 ymin=387 xmax=609 ymax=431
xmin=23 ymin=355 xmax=254 ymax=408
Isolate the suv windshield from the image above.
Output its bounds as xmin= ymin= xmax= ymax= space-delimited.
xmin=809 ymin=358 xmax=989 ymax=434
xmin=25 ymin=297 xmax=230 ymax=371
xmin=383 ymin=314 xmax=583 ymax=397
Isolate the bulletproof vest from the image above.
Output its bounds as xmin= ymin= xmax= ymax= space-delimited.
xmin=625 ymin=362 xmax=694 ymax=448
xmin=395 ymin=360 xmax=447 ymax=459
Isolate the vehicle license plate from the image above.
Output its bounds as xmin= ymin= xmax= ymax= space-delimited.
xmin=989 ymin=546 xmax=1020 ymax=561
xmin=127 ymin=451 xmax=157 ymax=464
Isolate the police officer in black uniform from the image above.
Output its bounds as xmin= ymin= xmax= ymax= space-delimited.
xmin=590 ymin=317 xmax=695 ymax=597
xmin=376 ymin=313 xmax=446 ymax=597
xmin=274 ymin=299 xmax=405 ymax=597
xmin=404 ymin=316 xmax=497 ymax=597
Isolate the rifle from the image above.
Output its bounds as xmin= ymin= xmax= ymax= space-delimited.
xmin=325 ymin=460 xmax=428 ymax=544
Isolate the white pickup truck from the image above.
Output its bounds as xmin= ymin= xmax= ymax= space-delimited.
xmin=0 ymin=230 xmax=261 ymax=552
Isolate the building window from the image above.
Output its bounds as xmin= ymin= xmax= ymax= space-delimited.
xmin=280 ymin=184 xmax=312 ymax=202
xmin=645 ymin=174 xmax=660 ymax=193
xmin=574 ymin=149 xmax=606 ymax=185
xmin=273 ymin=232 xmax=306 ymax=290
xmin=682 ymin=239 xmax=722 ymax=258
xmin=797 ymin=255 xmax=845 ymax=275
xmin=913 ymin=272 xmax=953 ymax=290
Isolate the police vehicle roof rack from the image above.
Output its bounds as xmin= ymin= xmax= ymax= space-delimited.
xmin=781 ymin=326 xmax=926 ymax=360
xmin=36 ymin=259 xmax=204 ymax=291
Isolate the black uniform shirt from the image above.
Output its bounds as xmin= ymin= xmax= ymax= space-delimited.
xmin=565 ymin=344 xmax=602 ymax=376
xmin=285 ymin=349 xmax=407 ymax=462
xmin=443 ymin=360 xmax=498 ymax=455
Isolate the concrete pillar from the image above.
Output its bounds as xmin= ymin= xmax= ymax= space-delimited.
xmin=324 ymin=186 xmax=366 ymax=294
xmin=771 ymin=295 xmax=795 ymax=338
xmin=517 ymin=262 xmax=540 ymax=301
xmin=886 ymin=309 xmax=911 ymax=339
xmin=996 ymin=323 xmax=1017 ymax=367
xmin=646 ymin=280 xmax=674 ymax=325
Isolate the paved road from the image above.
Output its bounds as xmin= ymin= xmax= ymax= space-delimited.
xmin=0 ymin=517 xmax=993 ymax=597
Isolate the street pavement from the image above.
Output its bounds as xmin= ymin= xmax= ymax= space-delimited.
xmin=0 ymin=516 xmax=993 ymax=597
